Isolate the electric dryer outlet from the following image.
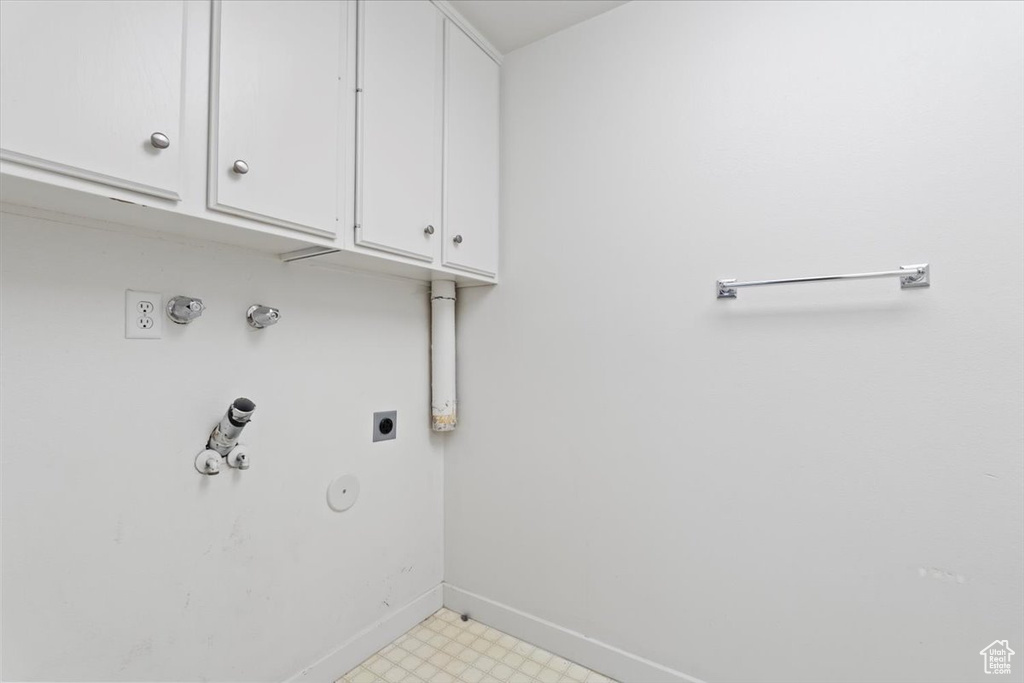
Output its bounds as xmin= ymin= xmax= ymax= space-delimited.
xmin=373 ymin=411 xmax=397 ymax=442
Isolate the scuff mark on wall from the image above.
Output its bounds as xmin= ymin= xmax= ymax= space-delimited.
xmin=119 ymin=638 xmax=153 ymax=672
xmin=918 ymin=567 xmax=966 ymax=584
xmin=222 ymin=518 xmax=249 ymax=552
xmin=379 ymin=565 xmax=416 ymax=609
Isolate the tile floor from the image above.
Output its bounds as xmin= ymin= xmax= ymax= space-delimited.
xmin=338 ymin=608 xmax=616 ymax=683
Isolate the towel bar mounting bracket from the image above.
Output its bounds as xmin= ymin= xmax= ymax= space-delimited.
xmin=899 ymin=263 xmax=930 ymax=289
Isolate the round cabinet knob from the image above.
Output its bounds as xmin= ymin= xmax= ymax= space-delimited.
xmin=424 ymin=225 xmax=435 ymax=235
xmin=232 ymin=160 xmax=249 ymax=175
xmin=453 ymin=234 xmax=463 ymax=244
xmin=149 ymin=132 xmax=170 ymax=149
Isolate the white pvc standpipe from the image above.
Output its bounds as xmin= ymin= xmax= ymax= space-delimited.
xmin=430 ymin=280 xmax=457 ymax=432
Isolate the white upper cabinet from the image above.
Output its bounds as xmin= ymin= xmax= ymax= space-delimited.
xmin=0 ymin=0 xmax=499 ymax=283
xmin=356 ymin=0 xmax=444 ymax=262
xmin=0 ymin=0 xmax=186 ymax=201
xmin=442 ymin=22 xmax=500 ymax=277
xmin=208 ymin=0 xmax=350 ymax=238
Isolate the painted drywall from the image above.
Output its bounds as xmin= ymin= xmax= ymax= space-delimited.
xmin=445 ymin=2 xmax=1024 ymax=682
xmin=0 ymin=210 xmax=443 ymax=681
xmin=447 ymin=0 xmax=629 ymax=53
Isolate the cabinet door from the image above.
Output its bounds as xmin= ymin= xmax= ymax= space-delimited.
xmin=0 ymin=0 xmax=186 ymax=200
xmin=356 ymin=0 xmax=443 ymax=262
xmin=442 ymin=23 xmax=499 ymax=277
xmin=209 ymin=0 xmax=348 ymax=238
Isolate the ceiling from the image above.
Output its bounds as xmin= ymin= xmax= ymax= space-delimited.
xmin=448 ymin=0 xmax=630 ymax=54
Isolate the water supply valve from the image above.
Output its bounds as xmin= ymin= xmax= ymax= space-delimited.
xmin=166 ymin=296 xmax=205 ymax=324
xmin=246 ymin=304 xmax=280 ymax=329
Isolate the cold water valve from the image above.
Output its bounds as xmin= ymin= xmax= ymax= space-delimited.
xmin=246 ymin=305 xmax=280 ymax=329
xmin=195 ymin=398 xmax=256 ymax=475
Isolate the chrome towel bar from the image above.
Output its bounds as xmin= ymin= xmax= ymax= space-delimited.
xmin=717 ymin=263 xmax=929 ymax=299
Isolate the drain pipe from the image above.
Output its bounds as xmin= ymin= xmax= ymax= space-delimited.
xmin=431 ymin=280 xmax=457 ymax=431
xmin=195 ymin=397 xmax=255 ymax=474
xmin=207 ymin=397 xmax=256 ymax=456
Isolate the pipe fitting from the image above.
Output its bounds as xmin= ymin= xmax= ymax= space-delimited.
xmin=195 ymin=449 xmax=221 ymax=475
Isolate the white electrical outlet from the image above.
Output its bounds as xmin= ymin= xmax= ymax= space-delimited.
xmin=125 ymin=290 xmax=163 ymax=339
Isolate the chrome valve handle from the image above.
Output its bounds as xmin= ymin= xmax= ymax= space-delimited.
xmin=167 ymin=296 xmax=205 ymax=324
xmin=246 ymin=304 xmax=280 ymax=329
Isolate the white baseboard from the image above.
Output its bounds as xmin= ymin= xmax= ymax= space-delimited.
xmin=288 ymin=584 xmax=444 ymax=683
xmin=442 ymin=584 xmax=705 ymax=683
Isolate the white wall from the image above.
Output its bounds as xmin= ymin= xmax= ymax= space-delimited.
xmin=445 ymin=2 xmax=1024 ymax=682
xmin=0 ymin=211 xmax=443 ymax=681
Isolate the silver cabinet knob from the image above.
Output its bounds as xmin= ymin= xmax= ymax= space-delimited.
xmin=232 ymin=160 xmax=249 ymax=175
xmin=453 ymin=234 xmax=463 ymax=244
xmin=150 ymin=132 xmax=170 ymax=149
xmin=424 ymin=225 xmax=435 ymax=235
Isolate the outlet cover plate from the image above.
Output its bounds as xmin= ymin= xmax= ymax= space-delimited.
xmin=126 ymin=290 xmax=163 ymax=339
xmin=373 ymin=410 xmax=397 ymax=442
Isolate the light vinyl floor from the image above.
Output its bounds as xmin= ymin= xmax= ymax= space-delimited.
xmin=338 ymin=608 xmax=617 ymax=683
